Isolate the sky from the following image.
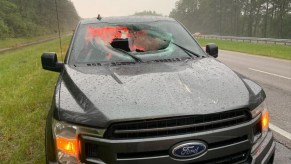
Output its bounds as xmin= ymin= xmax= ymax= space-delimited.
xmin=71 ymin=0 xmax=178 ymax=18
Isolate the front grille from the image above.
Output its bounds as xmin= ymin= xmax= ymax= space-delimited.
xmin=117 ymin=150 xmax=168 ymax=159
xmin=105 ymin=109 xmax=251 ymax=139
xmin=85 ymin=148 xmax=249 ymax=164
xmin=84 ymin=135 xmax=249 ymax=159
xmin=195 ymin=150 xmax=250 ymax=164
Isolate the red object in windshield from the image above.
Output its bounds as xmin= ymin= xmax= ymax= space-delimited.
xmin=85 ymin=26 xmax=167 ymax=52
xmin=86 ymin=26 xmax=129 ymax=43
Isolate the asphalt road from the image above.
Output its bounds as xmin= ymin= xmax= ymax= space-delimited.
xmin=217 ymin=50 xmax=291 ymax=163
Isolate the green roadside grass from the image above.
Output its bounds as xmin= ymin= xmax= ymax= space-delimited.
xmin=0 ymin=37 xmax=70 ymax=163
xmin=197 ymin=38 xmax=291 ymax=60
xmin=0 ymin=34 xmax=62 ymax=49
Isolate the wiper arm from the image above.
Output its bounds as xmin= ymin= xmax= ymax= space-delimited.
xmin=170 ymin=41 xmax=200 ymax=58
xmin=114 ymin=48 xmax=143 ymax=62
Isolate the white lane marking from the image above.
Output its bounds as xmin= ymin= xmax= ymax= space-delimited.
xmin=269 ymin=123 xmax=291 ymax=140
xmin=249 ymin=68 xmax=291 ymax=80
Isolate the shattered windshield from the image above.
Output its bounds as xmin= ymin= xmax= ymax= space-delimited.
xmin=70 ymin=20 xmax=205 ymax=64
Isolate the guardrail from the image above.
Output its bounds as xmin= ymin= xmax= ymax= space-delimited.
xmin=195 ymin=35 xmax=291 ymax=46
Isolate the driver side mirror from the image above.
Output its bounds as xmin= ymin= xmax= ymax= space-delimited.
xmin=206 ymin=43 xmax=218 ymax=58
xmin=41 ymin=52 xmax=64 ymax=72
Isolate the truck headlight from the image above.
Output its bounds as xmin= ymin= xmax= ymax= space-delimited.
xmin=53 ymin=120 xmax=80 ymax=164
xmin=251 ymin=101 xmax=270 ymax=153
xmin=52 ymin=119 xmax=105 ymax=164
xmin=251 ymin=101 xmax=269 ymax=134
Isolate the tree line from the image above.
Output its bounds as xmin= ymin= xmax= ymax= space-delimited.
xmin=133 ymin=11 xmax=163 ymax=16
xmin=170 ymin=0 xmax=291 ymax=39
xmin=0 ymin=0 xmax=80 ymax=39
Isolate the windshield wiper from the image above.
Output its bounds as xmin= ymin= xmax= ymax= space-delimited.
xmin=114 ymin=48 xmax=143 ymax=62
xmin=169 ymin=41 xmax=200 ymax=58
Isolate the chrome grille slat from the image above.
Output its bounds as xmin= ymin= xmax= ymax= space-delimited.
xmin=105 ymin=109 xmax=251 ymax=139
xmin=114 ymin=115 xmax=246 ymax=134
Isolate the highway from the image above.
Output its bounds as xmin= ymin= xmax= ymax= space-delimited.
xmin=218 ymin=50 xmax=291 ymax=163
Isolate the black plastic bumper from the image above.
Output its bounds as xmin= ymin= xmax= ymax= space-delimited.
xmin=250 ymin=131 xmax=275 ymax=164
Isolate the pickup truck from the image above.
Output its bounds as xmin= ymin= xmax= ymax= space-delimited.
xmin=42 ymin=16 xmax=275 ymax=164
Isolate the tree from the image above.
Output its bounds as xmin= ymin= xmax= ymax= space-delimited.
xmin=0 ymin=0 xmax=80 ymax=39
xmin=169 ymin=0 xmax=291 ymax=38
xmin=0 ymin=19 xmax=9 ymax=38
xmin=133 ymin=11 xmax=162 ymax=16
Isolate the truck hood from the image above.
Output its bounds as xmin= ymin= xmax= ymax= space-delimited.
xmin=56 ymin=58 xmax=265 ymax=128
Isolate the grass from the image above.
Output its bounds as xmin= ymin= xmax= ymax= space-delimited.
xmin=0 ymin=34 xmax=56 ymax=49
xmin=197 ymin=38 xmax=291 ymax=60
xmin=0 ymin=37 xmax=70 ymax=163
xmin=0 ymin=33 xmax=68 ymax=50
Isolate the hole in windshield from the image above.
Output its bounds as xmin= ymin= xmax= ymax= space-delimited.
xmin=86 ymin=25 xmax=171 ymax=52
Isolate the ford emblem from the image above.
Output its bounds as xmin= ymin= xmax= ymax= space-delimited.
xmin=170 ymin=141 xmax=208 ymax=159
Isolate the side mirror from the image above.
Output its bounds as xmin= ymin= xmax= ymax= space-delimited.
xmin=41 ymin=52 xmax=63 ymax=72
xmin=206 ymin=43 xmax=218 ymax=58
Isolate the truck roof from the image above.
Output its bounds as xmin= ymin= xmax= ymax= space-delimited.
xmin=80 ymin=16 xmax=175 ymax=24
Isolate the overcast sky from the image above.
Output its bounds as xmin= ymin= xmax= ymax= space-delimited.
xmin=71 ymin=0 xmax=178 ymax=18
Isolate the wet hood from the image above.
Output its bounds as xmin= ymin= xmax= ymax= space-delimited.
xmin=56 ymin=58 xmax=265 ymax=128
